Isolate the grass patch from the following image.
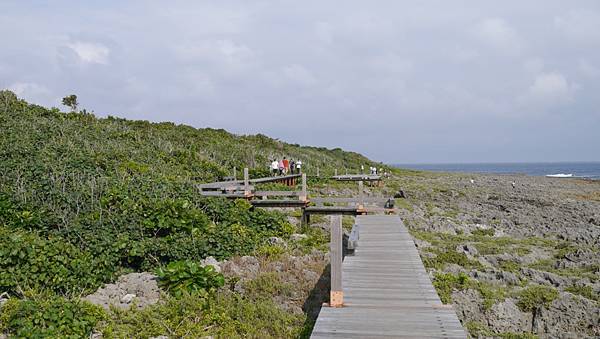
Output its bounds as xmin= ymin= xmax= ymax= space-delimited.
xmin=290 ymin=225 xmax=328 ymax=254
xmin=465 ymin=322 xmax=538 ymax=339
xmin=433 ymin=272 xmax=470 ymax=304
xmin=476 ymin=281 xmax=509 ymax=310
xmin=516 ymin=285 xmax=558 ymax=312
xmin=432 ymin=273 xmax=508 ymax=309
xmin=499 ymin=259 xmax=521 ymax=273
xmin=254 ymin=244 xmax=287 ymax=260
xmin=342 ymin=216 xmax=355 ymax=232
xmin=244 ymin=272 xmax=294 ymax=299
xmin=424 ymin=250 xmax=483 ymax=270
xmin=100 ymin=292 xmax=306 ymax=338
xmin=528 ymin=259 xmax=599 ymax=282
xmin=565 ymin=285 xmax=600 ymax=303
xmin=394 ymin=198 xmax=413 ymax=212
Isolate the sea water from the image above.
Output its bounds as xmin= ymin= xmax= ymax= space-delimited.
xmin=393 ymin=162 xmax=600 ymax=180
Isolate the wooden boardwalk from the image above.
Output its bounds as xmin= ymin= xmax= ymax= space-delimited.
xmin=311 ymin=215 xmax=466 ymax=338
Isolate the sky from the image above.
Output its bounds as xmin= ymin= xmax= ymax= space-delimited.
xmin=1 ymin=1 xmax=599 ymax=164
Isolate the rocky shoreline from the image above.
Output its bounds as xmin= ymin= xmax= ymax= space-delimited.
xmin=391 ymin=171 xmax=600 ymax=337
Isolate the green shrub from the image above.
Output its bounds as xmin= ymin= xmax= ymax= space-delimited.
xmin=476 ymin=282 xmax=508 ymax=310
xmin=156 ymin=260 xmax=225 ymax=297
xmin=465 ymin=322 xmax=537 ymax=339
xmin=0 ymin=296 xmax=105 ymax=338
xmin=100 ymin=292 xmax=306 ymax=338
xmin=433 ymin=272 xmax=470 ymax=303
xmin=0 ymin=226 xmax=115 ymax=295
xmin=254 ymin=244 xmax=286 ymax=260
xmin=499 ymin=259 xmax=520 ymax=273
xmin=565 ymin=285 xmax=599 ymax=302
xmin=291 ymin=225 xmax=328 ymax=254
xmin=517 ymin=285 xmax=558 ymax=312
xmin=424 ymin=250 xmax=483 ymax=270
xmin=244 ymin=272 xmax=294 ymax=299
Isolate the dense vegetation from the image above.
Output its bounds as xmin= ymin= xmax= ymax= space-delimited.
xmin=0 ymin=90 xmax=376 ymax=337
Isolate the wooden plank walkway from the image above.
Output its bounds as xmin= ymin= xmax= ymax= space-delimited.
xmin=311 ymin=215 xmax=466 ymax=338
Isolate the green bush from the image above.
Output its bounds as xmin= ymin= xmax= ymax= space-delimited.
xmin=517 ymin=285 xmax=558 ymax=312
xmin=433 ymin=272 xmax=470 ymax=303
xmin=100 ymin=292 xmax=306 ymax=338
xmin=565 ymin=285 xmax=599 ymax=302
xmin=156 ymin=260 xmax=225 ymax=297
xmin=424 ymin=250 xmax=483 ymax=270
xmin=0 ymin=296 xmax=105 ymax=338
xmin=0 ymin=226 xmax=115 ymax=296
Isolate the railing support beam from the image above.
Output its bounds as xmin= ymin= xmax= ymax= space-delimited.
xmin=244 ymin=168 xmax=250 ymax=197
xmin=329 ymin=215 xmax=343 ymax=307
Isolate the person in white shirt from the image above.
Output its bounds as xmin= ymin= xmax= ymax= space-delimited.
xmin=296 ymin=160 xmax=302 ymax=173
xmin=271 ymin=159 xmax=279 ymax=175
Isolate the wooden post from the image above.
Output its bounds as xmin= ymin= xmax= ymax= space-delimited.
xmin=301 ymin=208 xmax=310 ymax=225
xmin=233 ymin=167 xmax=237 ymax=180
xmin=300 ymin=173 xmax=307 ymax=202
xmin=244 ymin=168 xmax=250 ymax=197
xmin=317 ymin=167 xmax=320 ymax=177
xmin=334 ymin=168 xmax=338 ymax=176
xmin=358 ymin=180 xmax=364 ymax=210
xmin=330 ymin=215 xmax=343 ymax=307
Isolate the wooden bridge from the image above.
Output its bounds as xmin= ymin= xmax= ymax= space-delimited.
xmin=311 ymin=215 xmax=466 ymax=338
xmin=198 ymin=169 xmax=394 ymax=220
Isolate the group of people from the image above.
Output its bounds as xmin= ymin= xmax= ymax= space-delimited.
xmin=361 ymin=165 xmax=381 ymax=175
xmin=270 ymin=157 xmax=302 ymax=175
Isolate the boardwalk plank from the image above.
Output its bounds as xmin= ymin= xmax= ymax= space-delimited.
xmin=311 ymin=215 xmax=467 ymax=338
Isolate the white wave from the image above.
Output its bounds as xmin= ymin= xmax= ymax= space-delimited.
xmin=545 ymin=173 xmax=574 ymax=178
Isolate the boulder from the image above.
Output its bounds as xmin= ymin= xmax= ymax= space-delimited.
xmin=533 ymin=292 xmax=600 ymax=337
xmin=201 ymin=256 xmax=222 ymax=273
xmin=486 ymin=298 xmax=533 ymax=333
xmin=290 ymin=233 xmax=308 ymax=242
xmin=83 ymin=272 xmax=161 ymax=310
xmin=451 ymin=289 xmax=486 ymax=325
xmin=268 ymin=237 xmax=285 ymax=245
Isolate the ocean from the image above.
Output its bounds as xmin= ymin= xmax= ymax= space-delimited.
xmin=393 ymin=162 xmax=600 ymax=180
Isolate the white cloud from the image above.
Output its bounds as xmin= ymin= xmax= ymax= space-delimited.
xmin=555 ymin=10 xmax=600 ymax=43
xmin=282 ymin=64 xmax=317 ymax=86
xmin=475 ymin=18 xmax=523 ymax=54
xmin=66 ymin=41 xmax=110 ymax=64
xmin=8 ymin=82 xmax=54 ymax=105
xmin=521 ymin=72 xmax=576 ymax=108
xmin=9 ymin=82 xmax=50 ymax=96
xmin=174 ymin=39 xmax=254 ymax=72
xmin=530 ymin=72 xmax=569 ymax=97
xmin=578 ymin=59 xmax=600 ymax=78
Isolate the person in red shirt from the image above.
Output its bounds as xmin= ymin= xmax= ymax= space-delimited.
xmin=282 ymin=157 xmax=289 ymax=174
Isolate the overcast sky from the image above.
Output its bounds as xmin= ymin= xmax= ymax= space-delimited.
xmin=2 ymin=1 xmax=599 ymax=163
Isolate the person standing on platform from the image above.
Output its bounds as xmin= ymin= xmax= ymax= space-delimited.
xmin=290 ymin=159 xmax=296 ymax=174
xmin=278 ymin=159 xmax=284 ymax=175
xmin=296 ymin=159 xmax=302 ymax=173
xmin=282 ymin=157 xmax=289 ymax=175
xmin=271 ymin=159 xmax=279 ymax=175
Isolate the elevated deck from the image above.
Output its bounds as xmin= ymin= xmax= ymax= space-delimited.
xmin=311 ymin=215 xmax=466 ymax=338
xmin=332 ymin=174 xmax=381 ymax=181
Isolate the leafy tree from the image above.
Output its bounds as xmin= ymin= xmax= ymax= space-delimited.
xmin=61 ymin=94 xmax=79 ymax=112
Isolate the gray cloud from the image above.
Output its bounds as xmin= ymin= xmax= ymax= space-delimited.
xmin=1 ymin=0 xmax=599 ymax=163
